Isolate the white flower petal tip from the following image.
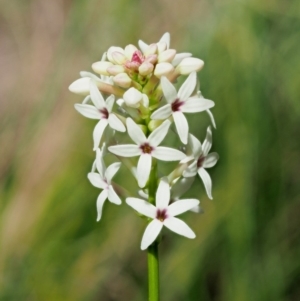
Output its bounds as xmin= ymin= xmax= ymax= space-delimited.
xmin=176 ymin=58 xmax=204 ymax=75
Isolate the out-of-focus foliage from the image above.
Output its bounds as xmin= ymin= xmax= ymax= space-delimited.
xmin=0 ymin=0 xmax=299 ymax=300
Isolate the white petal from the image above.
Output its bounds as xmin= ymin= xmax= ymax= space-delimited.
xmin=203 ymin=152 xmax=219 ymax=168
xmin=172 ymin=53 xmax=192 ymax=67
xmin=171 ymin=177 xmax=194 ymax=198
xmin=105 ymin=162 xmax=121 ymax=182
xmin=126 ymin=197 xmax=156 ymax=218
xmin=164 ymin=217 xmax=195 ymax=238
xmin=108 ymin=114 xmax=126 ymax=132
xmin=93 ymin=119 xmax=108 ymax=151
xmin=148 ymin=120 xmax=171 ymax=146
xmin=105 ymin=95 xmax=115 ymax=112
xmin=188 ymin=134 xmax=202 ymax=158
xmin=96 ymin=190 xmax=108 ymax=221
xmin=95 ymin=148 xmax=105 ymax=177
xmin=138 ymin=39 xmax=149 ymax=53
xmin=74 ymin=104 xmax=101 ymax=120
xmin=168 ymin=199 xmax=200 ymax=216
xmin=155 ymin=177 xmax=170 ymax=208
xmin=173 ymin=111 xmax=189 ymax=144
xmin=182 ymin=97 xmax=214 ymax=113
xmin=152 ymin=147 xmax=185 ymax=161
xmin=160 ymin=76 xmax=177 ymax=104
xmin=150 ymin=104 xmax=172 ymax=120
xmin=123 ymin=87 xmax=142 ymax=108
xmin=141 ymin=219 xmax=163 ymax=250
xmin=159 ymin=32 xmax=170 ymax=49
xmin=206 ymin=109 xmax=216 ymax=129
xmin=198 ymin=167 xmax=213 ymax=199
xmin=183 ymin=161 xmax=198 ymax=178
xmin=126 ymin=118 xmax=147 ymax=145
xmin=87 ymin=172 xmax=107 ymax=189
xmin=108 ymin=144 xmax=141 ymax=157
xmin=108 ymin=185 xmax=122 ymax=204
xmin=90 ymin=81 xmax=105 ymax=109
xmin=178 ymin=72 xmax=197 ymax=100
xmin=202 ymin=126 xmax=212 ymax=156
xmin=137 ymin=154 xmax=152 ymax=188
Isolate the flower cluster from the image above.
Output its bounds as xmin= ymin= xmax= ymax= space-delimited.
xmin=69 ymin=33 xmax=219 ymax=250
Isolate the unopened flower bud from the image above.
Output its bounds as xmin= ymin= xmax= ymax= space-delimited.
xmin=107 ymin=46 xmax=124 ymax=62
xmin=158 ymin=49 xmax=176 ymax=63
xmin=123 ymin=87 xmax=143 ymax=108
xmin=107 ymin=65 xmax=125 ymax=75
xmin=139 ymin=62 xmax=154 ymax=76
xmin=144 ymin=43 xmax=158 ymax=56
xmin=125 ymin=44 xmax=138 ymax=60
xmin=171 ymin=53 xmax=192 ymax=67
xmin=154 ymin=62 xmax=174 ymax=78
xmin=92 ymin=61 xmax=113 ymax=75
xmin=176 ymin=57 xmax=204 ymax=75
xmin=145 ymin=54 xmax=157 ymax=65
xmin=113 ymin=73 xmax=132 ymax=88
xmin=111 ymin=52 xmax=127 ymax=65
xmin=69 ymin=77 xmax=91 ymax=95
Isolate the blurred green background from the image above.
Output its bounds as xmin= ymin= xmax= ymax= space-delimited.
xmin=0 ymin=0 xmax=299 ymax=300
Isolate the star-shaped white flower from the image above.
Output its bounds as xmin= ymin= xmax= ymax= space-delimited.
xmin=88 ymin=148 xmax=122 ymax=221
xmin=183 ymin=127 xmax=219 ymax=199
xmin=75 ymin=81 xmax=126 ymax=150
xmin=126 ymin=177 xmax=199 ymax=250
xmin=108 ymin=118 xmax=186 ymax=188
xmin=150 ymin=72 xmax=215 ymax=144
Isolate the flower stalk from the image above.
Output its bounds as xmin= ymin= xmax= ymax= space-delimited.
xmin=69 ymin=32 xmax=219 ymax=301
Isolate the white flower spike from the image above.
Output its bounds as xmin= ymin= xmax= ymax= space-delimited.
xmin=183 ymin=127 xmax=219 ymax=199
xmin=126 ymin=177 xmax=199 ymax=250
xmin=88 ymin=149 xmax=122 ymax=221
xmin=108 ymin=118 xmax=186 ymax=188
xmin=74 ymin=81 xmax=126 ymax=150
xmin=151 ymin=72 xmax=215 ymax=144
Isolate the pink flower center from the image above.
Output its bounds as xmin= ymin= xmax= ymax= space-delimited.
xmin=125 ymin=50 xmax=145 ymax=71
xmin=140 ymin=142 xmax=153 ymax=154
xmin=156 ymin=208 xmax=168 ymax=221
xmin=197 ymin=156 xmax=205 ymax=168
xmin=171 ymin=98 xmax=184 ymax=112
xmin=99 ymin=108 xmax=109 ymax=119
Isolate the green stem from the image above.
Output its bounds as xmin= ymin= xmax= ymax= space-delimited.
xmin=147 ymin=242 xmax=159 ymax=301
xmin=147 ymin=160 xmax=159 ymax=301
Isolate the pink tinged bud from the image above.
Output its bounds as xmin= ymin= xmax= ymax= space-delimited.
xmin=123 ymin=87 xmax=143 ymax=108
xmin=113 ymin=73 xmax=132 ymax=88
xmin=111 ymin=51 xmax=127 ymax=65
xmin=154 ymin=62 xmax=174 ymax=78
xmin=92 ymin=61 xmax=113 ymax=75
xmin=144 ymin=54 xmax=158 ymax=65
xmin=107 ymin=65 xmax=125 ymax=75
xmin=176 ymin=57 xmax=204 ymax=75
xmin=125 ymin=44 xmax=138 ymax=60
xmin=139 ymin=62 xmax=154 ymax=76
xmin=158 ymin=49 xmax=177 ymax=63
xmin=143 ymin=43 xmax=158 ymax=56
xmin=107 ymin=46 xmax=124 ymax=62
